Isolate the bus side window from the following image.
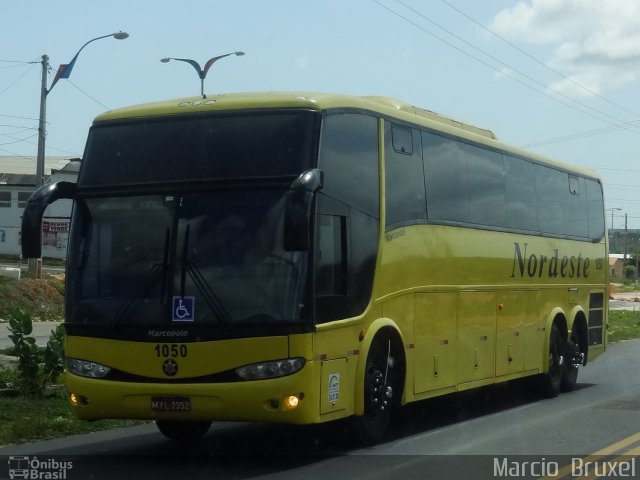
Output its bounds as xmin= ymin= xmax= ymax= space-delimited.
xmin=585 ymin=179 xmax=605 ymax=241
xmin=317 ymin=214 xmax=347 ymax=296
xmin=385 ymin=122 xmax=426 ymax=228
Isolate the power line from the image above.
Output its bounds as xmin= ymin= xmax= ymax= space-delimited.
xmin=66 ymin=79 xmax=111 ymax=111
xmin=437 ymin=0 xmax=640 ymax=121
xmin=376 ymin=0 xmax=640 ymax=152
xmin=370 ymin=2 xmax=556 ymax=107
xmin=0 ymin=62 xmax=36 ymax=98
xmin=372 ymin=0 xmax=638 ymax=133
xmin=593 ymin=167 xmax=640 ymax=173
xmin=0 ymin=63 xmax=34 ymax=71
xmin=0 ymin=146 xmax=31 ymax=157
xmin=0 ymin=133 xmax=38 ymax=146
xmin=391 ymin=0 xmax=640 ymax=132
xmin=521 ymin=119 xmax=640 ymax=148
xmin=607 ymin=197 xmax=640 ymax=204
xmin=609 ymin=183 xmax=640 ymax=189
xmin=0 ymin=140 xmax=80 ymax=157
xmin=0 ymin=114 xmax=41 ymax=122
xmin=0 ymin=59 xmax=34 ymax=71
xmin=45 ymin=143 xmax=81 ymax=156
xmin=434 ymin=0 xmax=640 ymax=151
xmin=0 ymin=124 xmax=38 ymax=130
xmin=0 ymin=127 xmax=38 ymax=138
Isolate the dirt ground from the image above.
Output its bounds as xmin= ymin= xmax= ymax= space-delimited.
xmin=610 ymin=291 xmax=640 ymax=302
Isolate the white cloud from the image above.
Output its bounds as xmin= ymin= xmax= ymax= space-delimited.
xmin=491 ymin=0 xmax=640 ymax=96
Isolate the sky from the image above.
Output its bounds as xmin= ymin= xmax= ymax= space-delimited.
xmin=2 ymin=0 xmax=640 ymax=228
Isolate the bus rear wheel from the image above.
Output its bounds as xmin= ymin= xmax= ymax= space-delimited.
xmin=541 ymin=323 xmax=564 ymax=397
xmin=562 ymin=330 xmax=582 ymax=392
xmin=155 ymin=420 xmax=212 ymax=442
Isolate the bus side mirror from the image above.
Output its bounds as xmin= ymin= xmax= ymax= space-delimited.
xmin=21 ymin=181 xmax=77 ymax=258
xmin=284 ymin=169 xmax=323 ymax=251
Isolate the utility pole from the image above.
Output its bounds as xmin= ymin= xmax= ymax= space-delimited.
xmin=624 ymin=213 xmax=628 ymax=261
xmin=36 ymin=54 xmax=48 ymax=188
xmin=28 ymin=54 xmax=49 ymax=278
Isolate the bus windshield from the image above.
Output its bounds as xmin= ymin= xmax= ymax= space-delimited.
xmin=68 ymin=190 xmax=308 ymax=327
xmin=67 ymin=110 xmax=319 ymax=329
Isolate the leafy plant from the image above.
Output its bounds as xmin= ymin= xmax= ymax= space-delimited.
xmin=7 ymin=309 xmax=65 ymax=396
xmin=8 ymin=309 xmax=40 ymax=395
xmin=43 ymin=323 xmax=65 ymax=385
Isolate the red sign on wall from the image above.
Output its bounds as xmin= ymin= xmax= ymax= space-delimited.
xmin=42 ymin=221 xmax=69 ymax=233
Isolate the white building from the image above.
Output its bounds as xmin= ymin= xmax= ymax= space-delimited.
xmin=0 ymin=156 xmax=79 ymax=259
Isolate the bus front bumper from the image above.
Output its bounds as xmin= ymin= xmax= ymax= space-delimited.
xmin=65 ymin=361 xmax=319 ymax=425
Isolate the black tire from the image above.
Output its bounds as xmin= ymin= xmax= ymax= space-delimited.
xmin=562 ymin=330 xmax=581 ymax=392
xmin=155 ymin=420 xmax=212 ymax=442
xmin=541 ymin=323 xmax=564 ymax=397
xmin=353 ymin=338 xmax=397 ymax=445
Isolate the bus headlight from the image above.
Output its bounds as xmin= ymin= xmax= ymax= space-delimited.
xmin=65 ymin=357 xmax=111 ymax=378
xmin=235 ymin=358 xmax=305 ymax=380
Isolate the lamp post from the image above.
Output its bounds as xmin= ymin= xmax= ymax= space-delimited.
xmin=606 ymin=207 xmax=622 ymax=230
xmin=160 ymin=51 xmax=245 ymax=98
xmin=36 ymin=31 xmax=129 ymax=188
xmin=30 ymin=32 xmax=128 ymax=277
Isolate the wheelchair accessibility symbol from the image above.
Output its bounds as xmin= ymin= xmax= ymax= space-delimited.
xmin=172 ymin=296 xmax=195 ymax=322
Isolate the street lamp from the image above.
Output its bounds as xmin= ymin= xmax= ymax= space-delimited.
xmin=30 ymin=32 xmax=128 ymax=278
xmin=606 ymin=207 xmax=622 ymax=229
xmin=36 ymin=31 xmax=129 ymax=188
xmin=160 ymin=51 xmax=245 ymax=98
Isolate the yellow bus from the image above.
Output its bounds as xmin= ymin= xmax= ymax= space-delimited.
xmin=22 ymin=92 xmax=607 ymax=444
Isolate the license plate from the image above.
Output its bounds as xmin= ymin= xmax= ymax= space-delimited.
xmin=150 ymin=396 xmax=191 ymax=412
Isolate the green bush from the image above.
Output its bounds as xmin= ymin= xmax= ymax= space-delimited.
xmin=625 ymin=265 xmax=637 ymax=279
xmin=8 ymin=310 xmax=40 ymax=395
xmin=7 ymin=310 xmax=65 ymax=396
xmin=43 ymin=323 xmax=65 ymax=384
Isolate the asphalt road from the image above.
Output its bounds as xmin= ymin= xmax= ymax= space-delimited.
xmin=1 ymin=339 xmax=639 ymax=480
xmin=610 ymin=299 xmax=640 ymax=311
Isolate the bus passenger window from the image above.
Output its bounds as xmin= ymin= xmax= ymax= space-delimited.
xmin=385 ymin=122 xmax=426 ymax=227
xmin=317 ymin=214 xmax=347 ymax=296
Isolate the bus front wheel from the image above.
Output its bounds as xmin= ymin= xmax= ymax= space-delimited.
xmin=155 ymin=420 xmax=212 ymax=442
xmin=353 ymin=337 xmax=398 ymax=445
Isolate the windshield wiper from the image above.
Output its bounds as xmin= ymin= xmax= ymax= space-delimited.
xmin=109 ymin=228 xmax=171 ymax=329
xmin=180 ymin=224 xmax=231 ymax=324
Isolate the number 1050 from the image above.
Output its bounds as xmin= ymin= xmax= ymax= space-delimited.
xmin=154 ymin=343 xmax=188 ymax=358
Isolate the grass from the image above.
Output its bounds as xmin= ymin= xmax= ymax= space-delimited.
xmin=0 ymin=357 xmax=148 ymax=447
xmin=0 ymin=393 xmax=146 ymax=446
xmin=607 ymin=310 xmax=640 ymax=343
